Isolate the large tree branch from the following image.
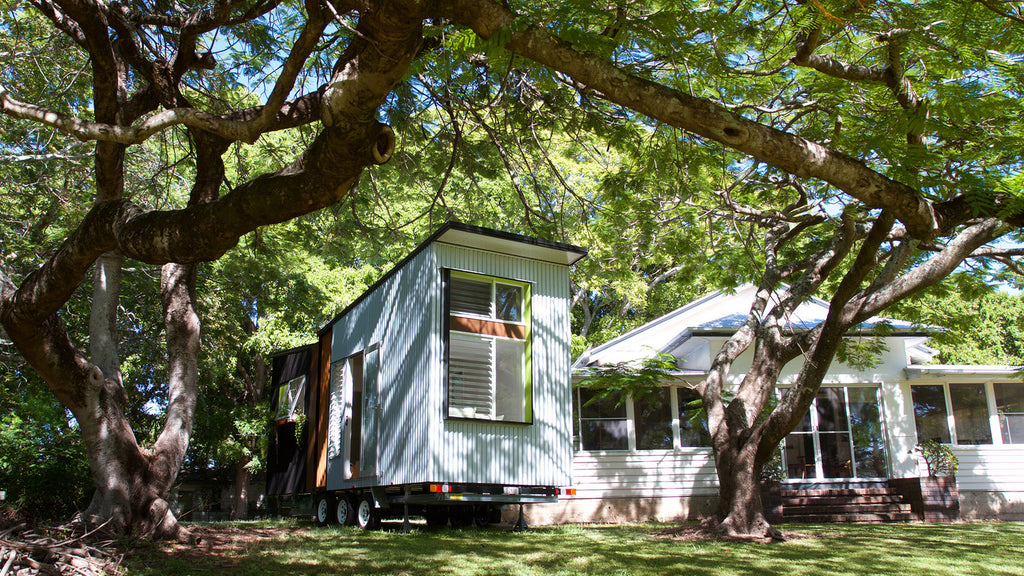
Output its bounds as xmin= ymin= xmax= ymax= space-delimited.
xmin=441 ymin=0 xmax=954 ymax=239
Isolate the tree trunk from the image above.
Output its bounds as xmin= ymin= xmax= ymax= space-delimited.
xmin=711 ymin=430 xmax=781 ymax=540
xmin=231 ymin=456 xmax=251 ymax=520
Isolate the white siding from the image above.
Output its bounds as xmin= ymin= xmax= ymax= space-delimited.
xmin=952 ymin=445 xmax=1024 ymax=492
xmin=433 ymin=243 xmax=573 ymax=487
xmin=567 ymin=450 xmax=718 ymax=499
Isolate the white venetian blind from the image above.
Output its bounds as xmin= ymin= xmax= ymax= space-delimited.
xmin=448 ymin=332 xmax=494 ymax=418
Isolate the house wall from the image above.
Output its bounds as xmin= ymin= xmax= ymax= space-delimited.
xmin=896 ymin=376 xmax=1024 ymax=520
xmin=431 ymin=243 xmax=574 ymax=487
xmin=327 ymin=246 xmax=436 ymax=488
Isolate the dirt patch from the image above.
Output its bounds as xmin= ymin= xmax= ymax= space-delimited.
xmin=128 ymin=524 xmax=311 ymax=570
xmin=653 ymin=523 xmax=820 ymax=544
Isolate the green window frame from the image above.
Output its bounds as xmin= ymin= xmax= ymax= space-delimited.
xmin=444 ymin=270 xmax=533 ymax=423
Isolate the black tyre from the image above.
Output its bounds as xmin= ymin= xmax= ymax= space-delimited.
xmin=336 ymin=496 xmax=356 ymax=526
xmin=355 ymin=494 xmax=381 ymax=530
xmin=315 ymin=494 xmax=333 ymax=527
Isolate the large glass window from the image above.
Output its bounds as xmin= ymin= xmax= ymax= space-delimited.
xmin=634 ymin=388 xmax=673 ymax=450
xmin=446 ymin=271 xmax=531 ymax=422
xmin=577 ymin=389 xmax=628 ymax=451
xmin=677 ymin=388 xmax=711 ymax=447
xmin=949 ymin=383 xmax=992 ymax=445
xmin=784 ymin=387 xmax=886 ymax=480
xmin=995 ymin=383 xmax=1024 ymax=444
xmin=911 ymin=385 xmax=952 ymax=444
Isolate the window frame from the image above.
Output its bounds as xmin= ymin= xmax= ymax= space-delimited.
xmin=442 ymin=269 xmax=533 ymax=424
xmin=573 ymin=384 xmax=711 ymax=452
xmin=910 ymin=381 xmax=1022 ymax=446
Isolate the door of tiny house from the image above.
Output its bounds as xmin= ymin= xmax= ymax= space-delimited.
xmin=360 ymin=344 xmax=380 ymax=477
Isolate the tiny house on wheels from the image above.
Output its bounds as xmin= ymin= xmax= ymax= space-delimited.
xmin=266 ymin=223 xmax=587 ymax=528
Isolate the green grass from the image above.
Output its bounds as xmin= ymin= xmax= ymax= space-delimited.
xmin=123 ymin=520 xmax=1024 ymax=576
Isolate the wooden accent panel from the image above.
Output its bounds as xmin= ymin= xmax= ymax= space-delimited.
xmin=315 ymin=333 xmax=331 ymax=489
xmin=449 ymin=316 xmax=524 ymax=339
xmin=303 ymin=343 xmax=319 ymax=493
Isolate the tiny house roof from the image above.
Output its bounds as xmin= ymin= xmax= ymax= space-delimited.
xmin=316 ymin=222 xmax=587 ymax=337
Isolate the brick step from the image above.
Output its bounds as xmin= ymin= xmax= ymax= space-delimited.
xmin=779 ymin=512 xmax=919 ymax=523
xmin=778 ymin=487 xmax=897 ymax=497
xmin=779 ymin=495 xmax=905 ymax=506
xmin=782 ymin=503 xmax=913 ymax=516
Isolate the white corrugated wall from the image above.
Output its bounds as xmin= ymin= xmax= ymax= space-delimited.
xmin=430 ymin=243 xmax=574 ymax=487
xmin=328 ymin=247 xmax=437 ymax=488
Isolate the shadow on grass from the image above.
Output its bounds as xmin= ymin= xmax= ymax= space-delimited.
xmin=123 ymin=520 xmax=1024 ymax=576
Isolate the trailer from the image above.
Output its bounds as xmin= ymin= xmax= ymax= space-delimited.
xmin=265 ymin=223 xmax=587 ymax=528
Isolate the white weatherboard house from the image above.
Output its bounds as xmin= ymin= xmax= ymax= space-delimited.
xmin=526 ymin=284 xmax=1024 ymax=524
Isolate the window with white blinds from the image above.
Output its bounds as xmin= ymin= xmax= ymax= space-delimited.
xmin=445 ymin=270 xmax=531 ymax=423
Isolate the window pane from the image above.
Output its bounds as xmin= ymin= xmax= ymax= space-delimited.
xmin=816 ymin=388 xmax=849 ymax=432
xmin=949 ymin=383 xmax=992 ymax=445
xmin=578 ymin=388 xmax=626 ymax=418
xmin=578 ymin=389 xmax=627 ymax=450
xmin=495 ymin=283 xmax=522 ymax=322
xmin=677 ymin=388 xmax=711 ymax=447
xmin=494 ymin=338 xmax=526 ymax=421
xmin=451 ymin=276 xmax=491 ymax=317
xmin=581 ymin=420 xmax=628 ymax=451
xmin=635 ymin=388 xmax=673 ymax=450
xmin=911 ymin=385 xmax=951 ymax=443
xmin=994 ymin=383 xmax=1024 ymax=444
xmin=448 ymin=332 xmax=494 ymax=419
xmin=848 ymin=387 xmax=888 ymax=478
xmin=819 ymin=432 xmax=854 ymax=478
xmin=785 ymin=434 xmax=815 ymax=479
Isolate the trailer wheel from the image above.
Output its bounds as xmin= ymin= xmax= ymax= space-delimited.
xmin=473 ymin=504 xmax=494 ymax=528
xmin=315 ymin=494 xmax=333 ymax=527
xmin=355 ymin=494 xmax=381 ymax=530
xmin=423 ymin=508 xmax=448 ymax=528
xmin=335 ymin=496 xmax=356 ymax=526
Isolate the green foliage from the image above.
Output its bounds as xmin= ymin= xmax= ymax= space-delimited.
xmin=576 ymin=352 xmax=678 ymax=406
xmin=0 ymin=374 xmax=91 ymax=520
xmin=915 ymin=439 xmax=959 ymax=478
xmin=836 ymin=331 xmax=891 ymax=371
xmin=890 ymin=285 xmax=1024 ymax=365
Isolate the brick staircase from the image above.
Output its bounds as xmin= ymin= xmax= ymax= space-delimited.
xmin=763 ymin=481 xmax=919 ymax=523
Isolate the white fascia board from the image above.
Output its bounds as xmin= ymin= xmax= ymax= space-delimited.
xmin=905 ymin=365 xmax=1023 ymax=379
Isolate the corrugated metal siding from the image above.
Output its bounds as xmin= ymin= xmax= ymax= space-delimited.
xmin=433 ymin=243 xmax=574 ymax=487
xmin=567 ymin=451 xmax=719 ymax=499
xmin=327 ymin=247 xmax=436 ymax=489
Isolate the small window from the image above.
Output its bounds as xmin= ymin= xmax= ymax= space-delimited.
xmin=994 ymin=383 xmax=1024 ymax=444
xmin=949 ymin=383 xmax=992 ymax=445
xmin=275 ymin=375 xmax=306 ymax=422
xmin=445 ymin=270 xmax=531 ymax=422
xmin=635 ymin=388 xmax=672 ymax=450
xmin=677 ymin=388 xmax=711 ymax=447
xmin=911 ymin=385 xmax=951 ymax=444
xmin=577 ymin=389 xmax=628 ymax=451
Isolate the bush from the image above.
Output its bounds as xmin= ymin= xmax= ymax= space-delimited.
xmin=915 ymin=439 xmax=959 ymax=477
xmin=0 ymin=413 xmax=92 ymax=521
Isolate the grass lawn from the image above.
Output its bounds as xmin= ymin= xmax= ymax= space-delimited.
xmin=123 ymin=520 xmax=1024 ymax=576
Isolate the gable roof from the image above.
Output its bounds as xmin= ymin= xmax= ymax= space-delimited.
xmin=575 ymin=284 xmax=932 ymax=369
